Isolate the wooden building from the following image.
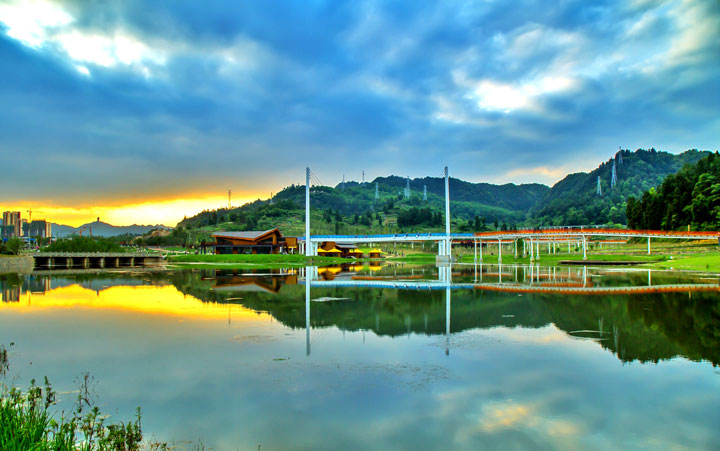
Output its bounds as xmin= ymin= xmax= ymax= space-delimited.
xmin=211 ymin=229 xmax=296 ymax=254
xmin=318 ymin=241 xmax=363 ymax=258
xmin=368 ymin=249 xmax=384 ymax=259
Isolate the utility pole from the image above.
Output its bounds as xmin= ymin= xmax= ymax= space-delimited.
xmin=362 ymin=170 xmax=365 ymax=183
xmin=342 ymin=174 xmax=345 ymax=191
xmin=375 ymin=182 xmax=379 ymax=200
xmin=611 ymin=160 xmax=617 ymax=188
xmin=423 ymin=185 xmax=427 ymax=201
xmin=597 ymin=176 xmax=602 ymax=196
xmin=228 ymin=190 xmax=232 ymax=209
xmin=405 ymin=177 xmax=410 ymax=199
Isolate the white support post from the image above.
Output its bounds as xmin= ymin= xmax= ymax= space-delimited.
xmin=647 ymin=237 xmax=651 ymax=255
xmin=479 ymin=240 xmax=483 ymax=261
xmin=444 ymin=166 xmax=451 ymax=259
xmin=514 ymin=240 xmax=518 ymax=258
xmin=305 ymin=167 xmax=311 ymax=257
xmin=530 ymin=238 xmax=534 ymax=261
xmin=498 ymin=239 xmax=502 ymax=263
xmin=536 ymin=239 xmax=540 ymax=260
xmin=582 ymin=235 xmax=587 ymax=260
xmin=474 ymin=240 xmax=477 ymax=262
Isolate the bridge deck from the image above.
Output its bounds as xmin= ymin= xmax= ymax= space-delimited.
xmin=301 ymin=228 xmax=720 ymax=243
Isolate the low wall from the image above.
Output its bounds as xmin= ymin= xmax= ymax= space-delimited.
xmin=0 ymin=256 xmax=34 ymax=274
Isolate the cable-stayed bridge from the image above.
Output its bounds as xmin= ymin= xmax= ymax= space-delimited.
xmin=300 ymin=166 xmax=719 ymax=261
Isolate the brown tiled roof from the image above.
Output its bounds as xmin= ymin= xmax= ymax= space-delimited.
xmin=211 ymin=229 xmax=280 ymax=240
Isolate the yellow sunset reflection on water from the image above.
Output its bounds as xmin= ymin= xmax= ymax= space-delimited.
xmin=1 ymin=284 xmax=270 ymax=322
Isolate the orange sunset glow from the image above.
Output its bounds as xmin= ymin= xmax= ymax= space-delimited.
xmin=0 ymin=194 xmax=261 ymax=227
xmin=2 ymin=284 xmax=270 ymax=322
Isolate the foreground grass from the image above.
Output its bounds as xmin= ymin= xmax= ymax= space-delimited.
xmin=1 ymin=344 xmax=164 ymax=450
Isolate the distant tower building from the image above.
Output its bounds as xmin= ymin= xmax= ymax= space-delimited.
xmin=29 ymin=220 xmax=51 ymax=239
xmin=423 ymin=185 xmax=427 ymax=201
xmin=375 ymin=182 xmax=379 ymax=200
xmin=405 ymin=178 xmax=410 ymax=199
xmin=611 ymin=160 xmax=617 ymax=188
xmin=2 ymin=211 xmax=21 ymax=238
xmin=597 ymin=176 xmax=602 ymax=196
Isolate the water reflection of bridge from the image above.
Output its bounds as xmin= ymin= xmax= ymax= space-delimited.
xmin=300 ymin=264 xmax=719 ymax=357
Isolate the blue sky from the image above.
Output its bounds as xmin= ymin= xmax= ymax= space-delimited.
xmin=0 ymin=0 xmax=718 ymax=224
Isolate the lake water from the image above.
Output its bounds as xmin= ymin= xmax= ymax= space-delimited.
xmin=1 ymin=264 xmax=719 ymax=450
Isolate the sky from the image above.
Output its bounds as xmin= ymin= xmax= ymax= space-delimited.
xmin=0 ymin=0 xmax=718 ymax=226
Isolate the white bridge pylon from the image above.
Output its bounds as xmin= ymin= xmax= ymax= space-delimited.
xmin=302 ymin=166 xmax=454 ymax=259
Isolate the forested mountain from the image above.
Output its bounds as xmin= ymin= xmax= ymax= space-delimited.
xmin=627 ymin=152 xmax=720 ymax=230
xmin=177 ymin=148 xmax=712 ymax=235
xmin=530 ymin=149 xmax=709 ymax=226
xmin=178 ymin=177 xmax=549 ymax=235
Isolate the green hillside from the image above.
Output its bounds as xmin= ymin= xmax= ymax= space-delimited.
xmin=530 ymin=148 xmax=709 ymax=226
xmin=177 ymin=176 xmax=549 ymax=236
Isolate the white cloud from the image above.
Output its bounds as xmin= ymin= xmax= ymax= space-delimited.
xmin=451 ymin=70 xmax=578 ymax=114
xmin=0 ymin=0 xmax=72 ymax=47
xmin=0 ymin=0 xmax=165 ymax=77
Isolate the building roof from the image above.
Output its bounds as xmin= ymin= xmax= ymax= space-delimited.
xmin=211 ymin=229 xmax=280 ymax=240
xmin=334 ymin=243 xmax=359 ymax=250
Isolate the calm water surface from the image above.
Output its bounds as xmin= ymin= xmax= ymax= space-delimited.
xmin=1 ymin=264 xmax=719 ymax=450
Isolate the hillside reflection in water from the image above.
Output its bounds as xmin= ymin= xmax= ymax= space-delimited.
xmin=1 ymin=264 xmax=719 ymax=450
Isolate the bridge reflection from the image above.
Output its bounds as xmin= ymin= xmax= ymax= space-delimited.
xmin=300 ymin=264 xmax=720 ymax=357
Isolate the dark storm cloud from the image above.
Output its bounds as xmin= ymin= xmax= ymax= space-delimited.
xmin=0 ymin=0 xmax=718 ymax=202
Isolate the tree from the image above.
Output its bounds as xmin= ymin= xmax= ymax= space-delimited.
xmin=2 ymin=238 xmax=23 ymax=255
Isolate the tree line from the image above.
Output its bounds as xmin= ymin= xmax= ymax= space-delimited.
xmin=627 ymin=152 xmax=720 ymax=230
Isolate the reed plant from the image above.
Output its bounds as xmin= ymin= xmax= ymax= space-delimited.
xmin=0 ymin=345 xmax=164 ymax=450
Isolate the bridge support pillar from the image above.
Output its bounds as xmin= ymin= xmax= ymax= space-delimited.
xmin=529 ymin=239 xmax=534 ymax=261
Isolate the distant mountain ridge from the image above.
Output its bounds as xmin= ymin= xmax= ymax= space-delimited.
xmin=52 ymin=220 xmax=171 ymax=237
xmin=177 ymin=147 xmax=712 ymax=233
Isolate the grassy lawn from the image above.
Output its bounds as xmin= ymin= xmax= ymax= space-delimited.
xmin=167 ymin=253 xmax=362 ymax=267
xmin=648 ymin=252 xmax=720 ymax=271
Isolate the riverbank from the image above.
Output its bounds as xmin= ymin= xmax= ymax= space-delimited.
xmin=162 ymin=248 xmax=720 ymax=272
xmin=391 ymin=251 xmax=720 ymax=271
xmin=0 ymin=256 xmax=33 ymax=274
xmin=167 ymin=253 xmax=370 ymax=269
